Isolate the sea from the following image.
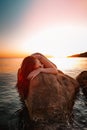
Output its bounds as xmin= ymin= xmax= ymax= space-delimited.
xmin=0 ymin=57 xmax=87 ymax=130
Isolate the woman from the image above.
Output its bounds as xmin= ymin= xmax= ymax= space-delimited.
xmin=16 ymin=53 xmax=58 ymax=100
xmin=28 ymin=52 xmax=58 ymax=80
xmin=31 ymin=52 xmax=57 ymax=69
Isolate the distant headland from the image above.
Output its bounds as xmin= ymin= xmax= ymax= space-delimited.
xmin=67 ymin=52 xmax=87 ymax=58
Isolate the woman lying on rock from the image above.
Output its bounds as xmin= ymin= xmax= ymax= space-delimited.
xmin=16 ymin=52 xmax=58 ymax=100
xmin=16 ymin=52 xmax=79 ymax=126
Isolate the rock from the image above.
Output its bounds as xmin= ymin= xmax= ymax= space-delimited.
xmin=76 ymin=71 xmax=87 ymax=99
xmin=25 ymin=70 xmax=79 ymax=124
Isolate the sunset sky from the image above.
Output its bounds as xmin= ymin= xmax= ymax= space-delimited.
xmin=0 ymin=0 xmax=87 ymax=58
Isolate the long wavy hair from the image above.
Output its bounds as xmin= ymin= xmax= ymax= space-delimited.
xmin=16 ymin=56 xmax=37 ymax=100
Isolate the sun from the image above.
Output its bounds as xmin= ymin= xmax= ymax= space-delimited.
xmin=22 ymin=25 xmax=75 ymax=57
xmin=12 ymin=24 xmax=86 ymax=58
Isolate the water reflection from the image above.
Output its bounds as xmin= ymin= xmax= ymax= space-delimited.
xmin=50 ymin=57 xmax=87 ymax=78
xmin=0 ymin=57 xmax=87 ymax=74
xmin=51 ymin=57 xmax=87 ymax=71
xmin=0 ymin=58 xmax=23 ymax=73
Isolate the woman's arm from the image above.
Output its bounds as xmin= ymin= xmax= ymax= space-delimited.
xmin=27 ymin=67 xmax=58 ymax=80
xmin=41 ymin=68 xmax=58 ymax=74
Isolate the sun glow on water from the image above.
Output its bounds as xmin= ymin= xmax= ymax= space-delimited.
xmin=50 ymin=57 xmax=85 ymax=71
xmin=0 ymin=57 xmax=87 ymax=78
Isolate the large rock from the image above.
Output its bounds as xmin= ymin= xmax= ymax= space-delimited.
xmin=76 ymin=71 xmax=87 ymax=99
xmin=25 ymin=70 xmax=79 ymax=123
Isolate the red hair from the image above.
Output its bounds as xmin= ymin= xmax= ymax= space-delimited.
xmin=16 ymin=56 xmax=36 ymax=100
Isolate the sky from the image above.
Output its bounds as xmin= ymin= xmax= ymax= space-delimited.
xmin=0 ymin=0 xmax=87 ymax=58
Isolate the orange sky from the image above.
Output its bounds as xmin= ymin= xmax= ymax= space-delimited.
xmin=0 ymin=0 xmax=87 ymax=58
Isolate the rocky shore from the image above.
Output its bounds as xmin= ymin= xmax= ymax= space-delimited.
xmin=15 ymin=70 xmax=87 ymax=130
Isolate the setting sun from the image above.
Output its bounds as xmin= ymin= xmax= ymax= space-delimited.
xmin=23 ymin=25 xmax=87 ymax=58
xmin=0 ymin=0 xmax=87 ymax=58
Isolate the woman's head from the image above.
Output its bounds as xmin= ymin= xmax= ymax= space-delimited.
xmin=16 ymin=56 xmax=38 ymax=100
xmin=34 ymin=58 xmax=43 ymax=69
xmin=20 ymin=56 xmax=37 ymax=78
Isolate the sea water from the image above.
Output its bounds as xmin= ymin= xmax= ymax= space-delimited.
xmin=0 ymin=58 xmax=87 ymax=130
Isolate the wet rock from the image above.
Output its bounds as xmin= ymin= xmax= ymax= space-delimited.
xmin=76 ymin=71 xmax=87 ymax=99
xmin=25 ymin=70 xmax=79 ymax=124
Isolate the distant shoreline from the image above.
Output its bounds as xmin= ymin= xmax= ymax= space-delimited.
xmin=67 ymin=52 xmax=87 ymax=58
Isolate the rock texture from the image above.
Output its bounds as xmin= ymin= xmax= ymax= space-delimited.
xmin=76 ymin=71 xmax=87 ymax=99
xmin=25 ymin=70 xmax=79 ymax=123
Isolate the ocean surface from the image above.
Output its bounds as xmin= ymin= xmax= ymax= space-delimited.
xmin=0 ymin=57 xmax=87 ymax=130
